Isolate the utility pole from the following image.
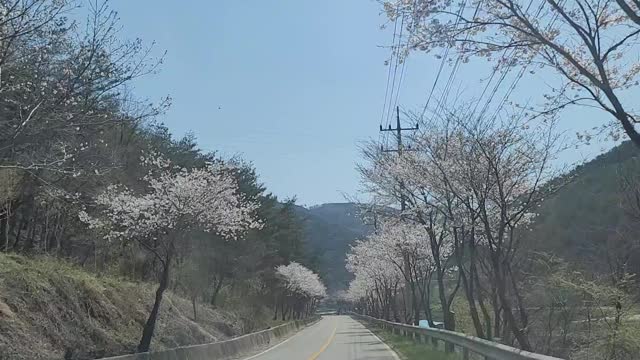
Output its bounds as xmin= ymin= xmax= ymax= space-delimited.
xmin=380 ymin=106 xmax=419 ymax=325
xmin=379 ymin=106 xmax=419 ymax=211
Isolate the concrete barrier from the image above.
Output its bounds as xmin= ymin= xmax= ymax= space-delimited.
xmin=99 ymin=316 xmax=320 ymax=360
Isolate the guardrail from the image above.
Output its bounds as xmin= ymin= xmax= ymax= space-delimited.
xmin=99 ymin=316 xmax=320 ymax=360
xmin=350 ymin=312 xmax=564 ymax=360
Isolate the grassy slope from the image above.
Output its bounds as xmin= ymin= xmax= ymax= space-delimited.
xmin=363 ymin=322 xmax=462 ymax=360
xmin=0 ymin=253 xmax=268 ymax=360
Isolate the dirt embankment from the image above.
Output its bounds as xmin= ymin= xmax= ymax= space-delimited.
xmin=0 ymin=254 xmax=253 ymax=360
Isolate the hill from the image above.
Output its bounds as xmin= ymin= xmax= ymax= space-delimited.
xmin=528 ymin=141 xmax=640 ymax=274
xmin=295 ymin=142 xmax=640 ymax=293
xmin=0 ymin=254 xmax=275 ymax=360
xmin=295 ymin=203 xmax=373 ymax=292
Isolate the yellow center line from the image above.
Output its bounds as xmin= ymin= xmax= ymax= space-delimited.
xmin=307 ymin=321 xmax=338 ymax=360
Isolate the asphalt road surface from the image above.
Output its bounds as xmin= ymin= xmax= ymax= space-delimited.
xmin=242 ymin=315 xmax=400 ymax=360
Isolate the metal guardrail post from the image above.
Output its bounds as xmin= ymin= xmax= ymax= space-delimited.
xmin=462 ymin=347 xmax=470 ymax=360
xmin=445 ymin=340 xmax=454 ymax=354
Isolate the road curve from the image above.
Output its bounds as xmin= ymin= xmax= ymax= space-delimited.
xmin=242 ymin=315 xmax=399 ymax=360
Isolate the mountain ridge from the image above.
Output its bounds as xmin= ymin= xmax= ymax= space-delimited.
xmin=294 ymin=203 xmax=372 ymax=293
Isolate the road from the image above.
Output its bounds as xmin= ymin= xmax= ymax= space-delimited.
xmin=242 ymin=315 xmax=400 ymax=360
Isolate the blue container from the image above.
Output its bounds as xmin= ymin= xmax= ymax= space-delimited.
xmin=418 ymin=320 xmax=430 ymax=328
xmin=418 ymin=320 xmax=444 ymax=329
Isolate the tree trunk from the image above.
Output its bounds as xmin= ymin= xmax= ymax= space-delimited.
xmin=210 ymin=276 xmax=224 ymax=306
xmin=273 ymin=296 xmax=279 ymax=321
xmin=421 ymin=276 xmax=435 ymax=327
xmin=0 ymin=209 xmax=5 ymax=251
xmin=409 ymin=281 xmax=419 ymax=325
xmin=454 ymin=228 xmax=486 ymax=338
xmin=494 ymin=266 xmax=532 ymax=351
xmin=13 ymin=218 xmax=24 ymax=249
xmin=490 ymin=279 xmax=501 ymax=338
xmin=400 ymin=287 xmax=411 ymax=323
xmin=461 ymin=268 xmax=485 ymax=338
xmin=3 ymin=201 xmax=10 ymax=252
xmin=192 ymin=295 xmax=197 ymax=321
xmin=436 ymin=268 xmax=454 ymax=330
xmin=137 ymin=254 xmax=172 ymax=353
xmin=609 ymin=95 xmax=640 ymax=149
xmin=392 ymin=286 xmax=400 ymax=322
xmin=474 ymin=273 xmax=492 ymax=340
xmin=55 ymin=219 xmax=65 ymax=255
xmin=24 ymin=209 xmax=38 ymax=252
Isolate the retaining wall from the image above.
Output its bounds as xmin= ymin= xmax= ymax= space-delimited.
xmin=99 ymin=316 xmax=319 ymax=360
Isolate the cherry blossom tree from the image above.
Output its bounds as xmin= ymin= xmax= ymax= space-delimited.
xmin=383 ymin=0 xmax=640 ymax=146
xmin=345 ymin=232 xmax=405 ymax=320
xmin=360 ymin=145 xmax=460 ymax=330
xmin=81 ymin=153 xmax=261 ymax=353
xmin=359 ymin=107 xmax=560 ymax=349
xmin=274 ymin=262 xmax=326 ymax=320
xmin=366 ymin=219 xmax=436 ymax=324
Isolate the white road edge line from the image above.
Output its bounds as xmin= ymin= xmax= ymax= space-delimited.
xmin=359 ymin=321 xmax=402 ymax=360
xmin=241 ymin=318 xmax=324 ymax=360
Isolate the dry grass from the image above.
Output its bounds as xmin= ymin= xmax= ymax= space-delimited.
xmin=0 ymin=253 xmax=261 ymax=360
xmin=364 ymin=322 xmax=463 ymax=360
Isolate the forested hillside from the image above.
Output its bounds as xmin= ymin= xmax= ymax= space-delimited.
xmin=528 ymin=141 xmax=640 ymax=276
xmin=296 ymin=142 xmax=640 ymax=292
xmin=295 ymin=203 xmax=372 ymax=292
xmin=301 ymin=143 xmax=640 ymax=296
xmin=0 ymin=2 xmax=325 ymax=358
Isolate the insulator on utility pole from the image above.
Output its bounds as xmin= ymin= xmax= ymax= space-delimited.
xmin=378 ymin=105 xmax=419 ymax=211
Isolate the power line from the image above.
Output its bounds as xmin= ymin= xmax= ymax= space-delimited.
xmin=385 ymin=13 xmax=406 ymax=130
xmin=419 ymin=0 xmax=469 ymax=122
xmin=465 ymin=0 xmax=547 ymax=123
xmin=390 ymin=10 xmax=414 ymax=121
xmin=379 ymin=13 xmax=402 ymax=151
xmin=380 ymin=15 xmax=400 ymax=129
xmin=432 ymin=0 xmax=493 ymax=123
xmin=488 ymin=0 xmax=566 ymax=122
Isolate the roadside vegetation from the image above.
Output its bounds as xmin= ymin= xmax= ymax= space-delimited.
xmin=0 ymin=1 xmax=325 ymax=357
xmin=345 ymin=109 xmax=640 ymax=359
xmin=343 ymin=1 xmax=640 ymax=358
xmin=364 ymin=321 xmax=462 ymax=360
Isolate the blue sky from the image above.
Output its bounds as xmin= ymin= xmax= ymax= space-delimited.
xmin=105 ymin=0 xmax=616 ymax=206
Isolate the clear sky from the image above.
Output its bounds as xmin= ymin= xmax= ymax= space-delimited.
xmin=105 ymin=0 xmax=617 ymax=206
